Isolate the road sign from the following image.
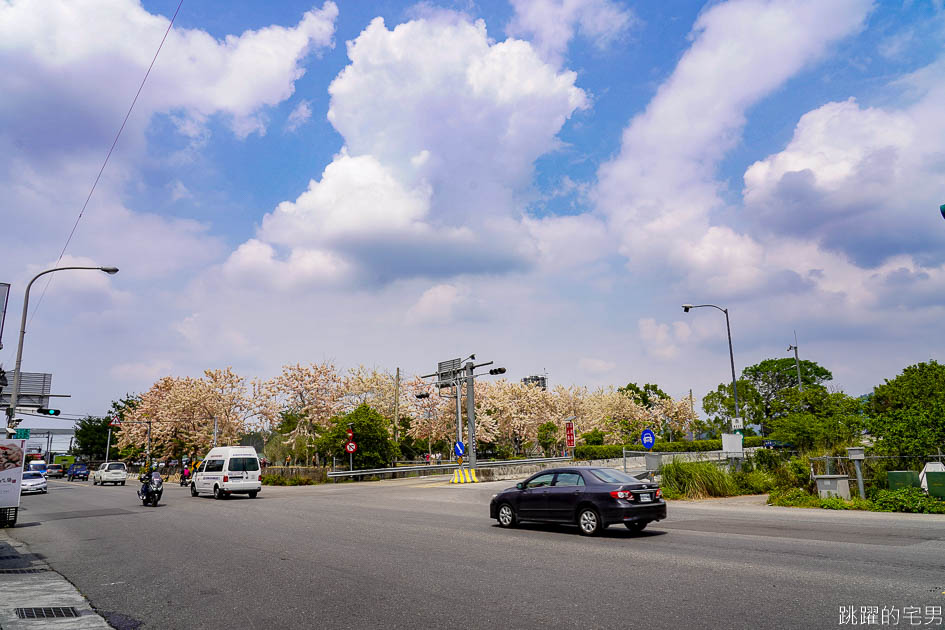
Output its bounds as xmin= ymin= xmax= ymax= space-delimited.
xmin=641 ymin=429 xmax=656 ymax=450
xmin=14 ymin=429 xmax=30 ymax=440
xmin=346 ymin=428 xmax=353 ymax=439
xmin=565 ymin=421 xmax=575 ymax=448
xmin=454 ymin=442 xmax=465 ymax=457
xmin=457 ymin=456 xmax=463 ymax=466
xmin=109 ymin=418 xmax=121 ymax=427
xmin=345 ymin=441 xmax=357 ymax=454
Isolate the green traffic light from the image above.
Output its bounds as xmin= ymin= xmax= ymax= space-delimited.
xmin=37 ymin=408 xmax=60 ymax=416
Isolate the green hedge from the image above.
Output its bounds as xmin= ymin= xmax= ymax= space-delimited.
xmin=574 ymin=436 xmax=765 ymax=460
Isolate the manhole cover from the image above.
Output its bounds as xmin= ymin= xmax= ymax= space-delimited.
xmin=15 ymin=607 xmax=79 ymax=619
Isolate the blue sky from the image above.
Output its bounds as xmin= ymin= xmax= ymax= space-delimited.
xmin=1 ymin=0 xmax=944 ymax=420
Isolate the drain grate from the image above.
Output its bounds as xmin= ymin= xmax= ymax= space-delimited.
xmin=15 ymin=607 xmax=80 ymax=619
xmin=0 ymin=568 xmax=48 ymax=574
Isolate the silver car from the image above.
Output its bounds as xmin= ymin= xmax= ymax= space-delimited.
xmin=21 ymin=471 xmax=48 ymax=494
xmin=92 ymin=462 xmax=128 ymax=486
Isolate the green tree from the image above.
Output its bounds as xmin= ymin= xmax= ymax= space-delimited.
xmin=619 ymin=382 xmax=668 ymax=407
xmin=73 ymin=416 xmax=114 ymax=460
xmin=868 ymin=361 xmax=945 ymax=457
xmin=766 ymin=388 xmax=863 ymax=452
xmin=315 ymin=404 xmax=399 ymax=470
xmin=537 ymin=421 xmax=559 ymax=457
xmin=702 ymin=358 xmax=832 ymax=435
xmin=581 ymin=428 xmax=605 ymax=445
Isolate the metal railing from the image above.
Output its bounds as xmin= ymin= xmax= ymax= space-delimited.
xmin=327 ymin=456 xmax=572 ymax=479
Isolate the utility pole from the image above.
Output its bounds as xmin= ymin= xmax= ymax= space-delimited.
xmin=788 ymin=331 xmax=803 ymax=392
xmin=393 ymin=367 xmax=400 ymax=442
xmin=212 ymin=416 xmax=218 ymax=447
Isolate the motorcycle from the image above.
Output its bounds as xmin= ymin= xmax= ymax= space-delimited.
xmin=179 ymin=471 xmax=190 ymax=487
xmin=137 ymin=471 xmax=164 ymax=507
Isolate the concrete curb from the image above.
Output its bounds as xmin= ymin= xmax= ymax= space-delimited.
xmin=0 ymin=529 xmax=111 ymax=629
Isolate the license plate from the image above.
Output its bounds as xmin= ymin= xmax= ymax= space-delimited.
xmin=639 ymin=493 xmax=652 ymax=502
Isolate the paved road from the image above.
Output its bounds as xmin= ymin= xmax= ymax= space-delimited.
xmin=9 ymin=476 xmax=945 ymax=629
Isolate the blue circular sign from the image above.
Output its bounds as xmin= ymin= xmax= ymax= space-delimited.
xmin=641 ymin=429 xmax=656 ymax=450
xmin=454 ymin=442 xmax=465 ymax=457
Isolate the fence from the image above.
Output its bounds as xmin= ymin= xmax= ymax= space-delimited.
xmin=326 ymin=456 xmax=573 ymax=480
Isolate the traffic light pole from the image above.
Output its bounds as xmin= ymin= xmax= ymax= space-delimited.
xmin=465 ymin=361 xmax=477 ymax=468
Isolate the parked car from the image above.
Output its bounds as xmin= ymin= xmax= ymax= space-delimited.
xmin=45 ymin=464 xmax=65 ymax=479
xmin=92 ymin=462 xmax=128 ymax=486
xmin=489 ymin=467 xmax=666 ymax=536
xmin=67 ymin=463 xmax=90 ymax=481
xmin=191 ymin=446 xmax=261 ymax=499
xmin=21 ymin=471 xmax=48 ymax=494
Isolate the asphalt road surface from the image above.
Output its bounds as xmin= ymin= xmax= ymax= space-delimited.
xmin=9 ymin=475 xmax=945 ymax=630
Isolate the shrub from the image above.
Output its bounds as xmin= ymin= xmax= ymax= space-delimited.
xmin=767 ymin=487 xmax=821 ymax=508
xmin=574 ymin=436 xmax=765 ymax=460
xmin=659 ymin=459 xmax=737 ymax=499
xmin=732 ymin=470 xmax=776 ymax=495
xmin=870 ymin=488 xmax=945 ymax=514
xmin=819 ymin=496 xmax=851 ymax=510
xmin=261 ymin=474 xmax=287 ymax=486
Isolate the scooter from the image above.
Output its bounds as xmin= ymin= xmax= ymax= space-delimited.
xmin=179 ymin=471 xmax=190 ymax=487
xmin=137 ymin=472 xmax=164 ymax=507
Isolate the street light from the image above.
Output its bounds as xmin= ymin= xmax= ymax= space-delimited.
xmin=681 ymin=303 xmax=742 ymax=431
xmin=6 ymin=266 xmax=119 ymax=428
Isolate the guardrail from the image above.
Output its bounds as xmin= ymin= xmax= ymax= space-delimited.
xmin=326 ymin=456 xmax=572 ymax=479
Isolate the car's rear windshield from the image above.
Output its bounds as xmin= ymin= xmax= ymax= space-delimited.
xmin=228 ymin=457 xmax=259 ymax=472
xmin=23 ymin=472 xmax=43 ymax=479
xmin=107 ymin=463 xmax=126 ymax=470
xmin=48 ymin=465 xmax=62 ymax=469
xmin=588 ymin=468 xmax=639 ymax=484
xmin=73 ymin=465 xmax=87 ymax=469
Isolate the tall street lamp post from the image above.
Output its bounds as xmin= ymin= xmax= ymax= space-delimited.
xmin=682 ymin=303 xmax=742 ymax=431
xmin=6 ymin=266 xmax=119 ymax=428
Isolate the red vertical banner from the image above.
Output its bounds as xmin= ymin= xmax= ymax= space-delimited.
xmin=565 ymin=422 xmax=575 ymax=448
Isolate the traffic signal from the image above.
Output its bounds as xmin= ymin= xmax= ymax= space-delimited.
xmin=415 ymin=392 xmax=430 ymax=399
xmin=488 ymin=367 xmax=506 ymax=376
xmin=37 ymin=408 xmax=60 ymax=416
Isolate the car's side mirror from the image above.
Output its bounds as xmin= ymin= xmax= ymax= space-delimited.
xmin=516 ymin=482 xmax=525 ymax=490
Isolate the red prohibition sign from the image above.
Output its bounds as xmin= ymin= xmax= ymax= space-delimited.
xmin=345 ymin=441 xmax=358 ymax=453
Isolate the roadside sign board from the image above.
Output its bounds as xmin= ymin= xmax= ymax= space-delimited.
xmin=0 ymin=439 xmax=26 ymax=509
xmin=454 ymin=442 xmax=465 ymax=457
xmin=345 ymin=441 xmax=357 ymax=454
xmin=346 ymin=428 xmax=353 ymax=439
xmin=565 ymin=422 xmax=575 ymax=448
xmin=641 ymin=429 xmax=656 ymax=450
xmin=13 ymin=429 xmax=30 ymax=440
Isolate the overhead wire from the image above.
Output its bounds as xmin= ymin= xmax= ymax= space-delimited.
xmin=25 ymin=0 xmax=185 ymax=329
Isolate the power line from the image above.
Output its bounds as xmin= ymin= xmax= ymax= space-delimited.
xmin=26 ymin=0 xmax=185 ymax=328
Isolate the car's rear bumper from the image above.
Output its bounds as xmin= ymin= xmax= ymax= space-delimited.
xmin=601 ymin=501 xmax=667 ymax=525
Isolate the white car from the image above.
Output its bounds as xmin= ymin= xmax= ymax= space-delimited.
xmin=92 ymin=462 xmax=128 ymax=486
xmin=21 ymin=471 xmax=48 ymax=494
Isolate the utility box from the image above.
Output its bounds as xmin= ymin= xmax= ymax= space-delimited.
xmin=887 ymin=471 xmax=920 ymax=490
xmin=927 ymin=472 xmax=945 ymax=499
xmin=814 ymin=475 xmax=851 ymax=499
xmin=846 ymin=447 xmax=865 ymax=460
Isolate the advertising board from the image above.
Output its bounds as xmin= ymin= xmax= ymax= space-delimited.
xmin=0 ymin=439 xmax=27 ymax=509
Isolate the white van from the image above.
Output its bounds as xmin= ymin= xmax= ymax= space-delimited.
xmin=191 ymin=446 xmax=262 ymax=500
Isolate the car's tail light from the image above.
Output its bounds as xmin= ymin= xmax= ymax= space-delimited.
xmin=223 ymin=475 xmax=229 ymax=482
xmin=656 ymin=488 xmax=662 ymax=498
xmin=610 ymin=490 xmax=633 ymax=499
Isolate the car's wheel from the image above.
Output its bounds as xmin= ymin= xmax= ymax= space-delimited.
xmin=120 ymin=481 xmax=125 ymax=486
xmin=190 ymin=483 xmax=198 ymax=497
xmin=577 ymin=507 xmax=603 ymax=536
xmin=249 ymin=491 xmax=258 ymax=499
xmin=624 ymin=521 xmax=648 ymax=533
xmin=497 ymin=503 xmax=517 ymax=528
xmin=213 ymin=485 xmax=223 ymax=500
xmin=92 ymin=478 xmax=97 ymax=486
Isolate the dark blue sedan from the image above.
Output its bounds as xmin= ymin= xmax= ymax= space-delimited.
xmin=489 ymin=467 xmax=666 ymax=536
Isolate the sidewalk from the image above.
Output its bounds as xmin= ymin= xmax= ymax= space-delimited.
xmin=0 ymin=529 xmax=110 ymax=629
